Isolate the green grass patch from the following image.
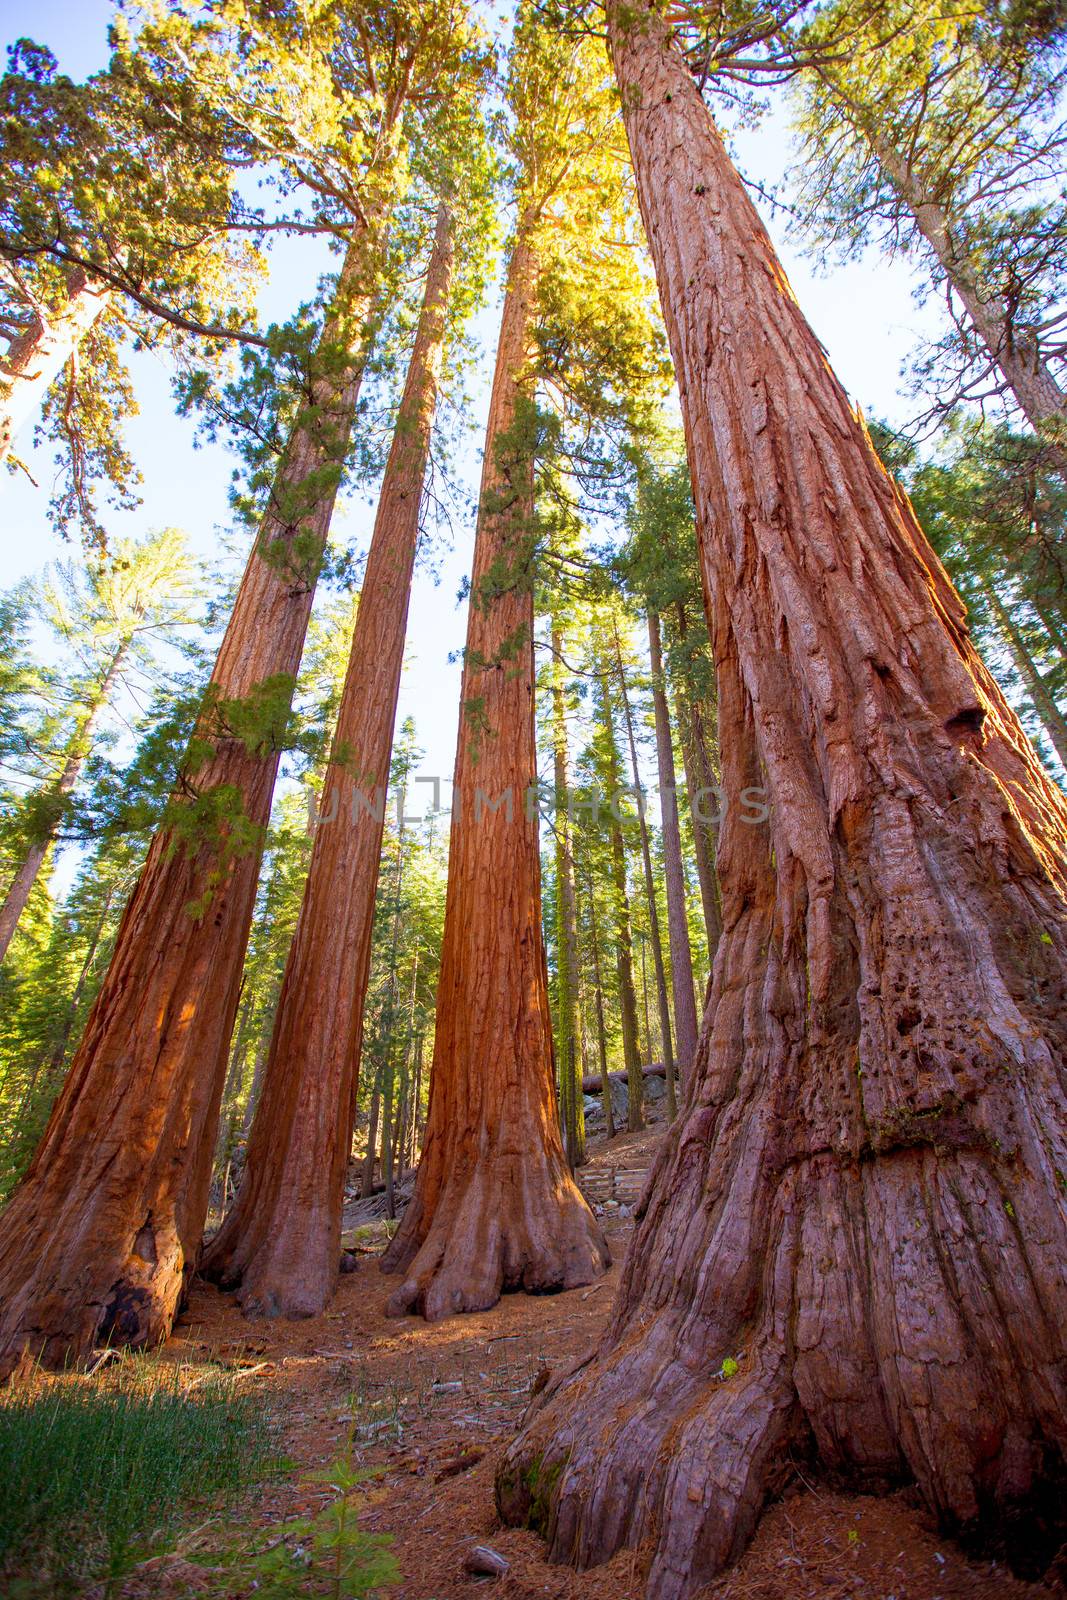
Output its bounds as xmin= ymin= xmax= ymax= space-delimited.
xmin=0 ymin=1361 xmax=278 ymax=1597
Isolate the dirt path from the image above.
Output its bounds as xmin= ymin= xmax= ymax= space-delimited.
xmin=158 ymin=1126 xmax=1058 ymax=1600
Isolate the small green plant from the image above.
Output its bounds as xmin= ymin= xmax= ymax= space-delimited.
xmin=220 ymin=1453 xmax=398 ymax=1599
xmin=717 ymin=1356 xmax=739 ymax=1380
xmin=0 ymin=1361 xmax=277 ymax=1597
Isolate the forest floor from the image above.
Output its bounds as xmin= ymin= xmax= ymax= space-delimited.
xmin=110 ymin=1120 xmax=1059 ymax=1600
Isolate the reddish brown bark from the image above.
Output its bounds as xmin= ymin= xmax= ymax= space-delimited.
xmin=201 ymin=204 xmax=456 ymax=1319
xmin=499 ymin=8 xmax=1067 ymax=1591
xmin=648 ymin=610 xmax=698 ymax=1082
xmin=0 ymin=224 xmax=382 ymax=1375
xmin=0 ymin=266 xmax=111 ymax=465
xmin=379 ymin=232 xmax=608 ymax=1319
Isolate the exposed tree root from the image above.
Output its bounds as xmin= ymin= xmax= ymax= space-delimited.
xmin=499 ymin=1103 xmax=1067 ymax=1598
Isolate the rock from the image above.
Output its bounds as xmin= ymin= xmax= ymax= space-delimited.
xmin=463 ymin=1545 xmax=510 ymax=1578
xmin=339 ymin=1250 xmax=359 ymax=1273
xmin=618 ymin=1203 xmax=632 ymax=1218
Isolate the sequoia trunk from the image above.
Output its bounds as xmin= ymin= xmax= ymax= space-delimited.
xmin=379 ymin=231 xmax=607 ymax=1319
xmin=0 ymin=266 xmax=111 ymax=465
xmin=648 ymin=610 xmax=699 ymax=1082
xmin=499 ymin=9 xmax=1067 ymax=1593
xmin=201 ymin=204 xmax=455 ymax=1319
xmin=0 ymin=220 xmax=383 ymax=1375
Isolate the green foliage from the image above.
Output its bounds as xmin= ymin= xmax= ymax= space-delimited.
xmin=1 ymin=34 xmax=266 ymax=544
xmin=0 ymin=1365 xmax=277 ymax=1598
xmin=789 ymin=0 xmax=1067 ymax=428
xmin=217 ymin=1455 xmax=397 ymax=1600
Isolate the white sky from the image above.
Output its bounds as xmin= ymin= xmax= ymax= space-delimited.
xmin=0 ymin=0 xmax=943 ymax=883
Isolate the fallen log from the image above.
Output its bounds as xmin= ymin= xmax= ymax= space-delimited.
xmin=581 ymin=1062 xmax=666 ymax=1095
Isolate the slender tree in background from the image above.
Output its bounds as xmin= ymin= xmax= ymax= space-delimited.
xmin=500 ymin=4 xmax=1067 ymax=1588
xmin=613 ymin=615 xmax=676 ymax=1116
xmin=579 ymin=868 xmax=616 ymax=1138
xmin=791 ymin=0 xmax=1067 ymax=462
xmin=0 ymin=4 xmax=477 ymax=1374
xmin=0 ymin=529 xmax=197 ymax=964
xmin=594 ymin=655 xmax=644 ymax=1131
xmin=202 ymin=195 xmax=471 ymax=1320
xmin=549 ymin=622 xmax=587 ymax=1168
xmin=647 ymin=608 xmax=699 ymax=1082
xmin=624 ymin=450 xmax=723 ymax=964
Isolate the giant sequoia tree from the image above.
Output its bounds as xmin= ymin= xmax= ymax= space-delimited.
xmin=499 ymin=4 xmax=1067 ymax=1589
xmin=0 ymin=1 xmax=478 ymax=1375
xmin=379 ymin=212 xmax=609 ymax=1319
xmin=201 ymin=194 xmax=470 ymax=1320
xmin=378 ymin=13 xmax=653 ymax=1318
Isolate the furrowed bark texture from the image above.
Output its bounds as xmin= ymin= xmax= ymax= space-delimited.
xmin=498 ymin=10 xmax=1067 ymax=1593
xmin=0 ymin=227 xmax=380 ymax=1375
xmin=379 ymin=234 xmax=608 ymax=1319
xmin=0 ymin=267 xmax=111 ymax=465
xmin=201 ymin=205 xmax=456 ymax=1321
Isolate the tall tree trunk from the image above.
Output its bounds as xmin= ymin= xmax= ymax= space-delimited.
xmin=202 ymin=204 xmax=454 ymax=1319
xmin=409 ymin=1033 xmax=424 ymax=1168
xmin=842 ymin=115 xmax=1067 ymax=473
xmin=0 ymin=267 xmax=111 ymax=465
xmin=0 ymin=631 xmax=132 ymax=966
xmin=1031 ymin=596 xmax=1067 ymax=663
xmin=600 ymin=668 xmax=644 ymax=1131
xmin=45 ymin=885 xmax=116 ymax=1083
xmin=360 ymin=1070 xmax=383 ymax=1200
xmin=648 ymin=610 xmax=699 ymax=1085
xmin=379 ymin=229 xmax=607 ymax=1320
xmin=581 ymin=874 xmax=615 ymax=1140
xmin=0 ymin=213 xmax=386 ymax=1375
xmin=499 ymin=8 xmax=1067 ymax=1592
xmin=551 ymin=625 xmax=586 ymax=1168
xmin=983 ymin=579 xmax=1067 ymax=771
xmin=614 ymin=621 xmax=676 ymax=1118
xmin=672 ymin=602 xmax=723 ymax=960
